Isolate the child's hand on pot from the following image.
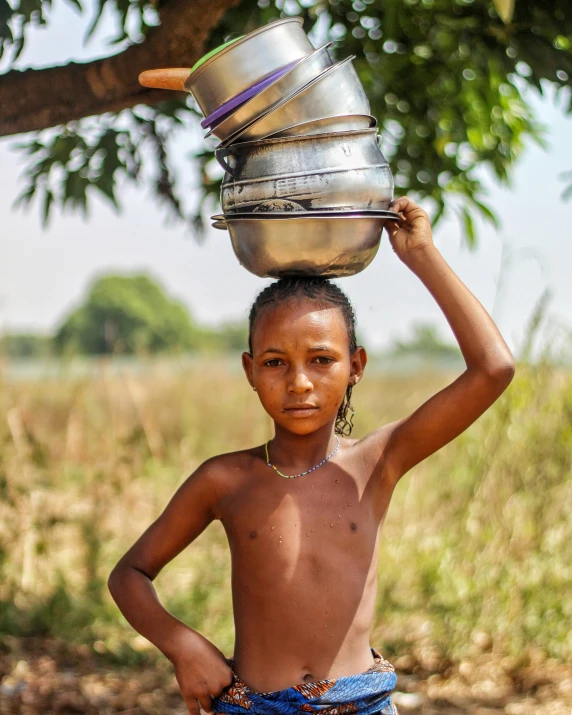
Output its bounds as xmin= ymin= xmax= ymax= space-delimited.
xmin=386 ymin=196 xmax=435 ymax=262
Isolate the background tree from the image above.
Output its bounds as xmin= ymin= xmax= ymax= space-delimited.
xmin=387 ymin=321 xmax=461 ymax=359
xmin=0 ymin=332 xmax=52 ymax=357
xmin=54 ymin=273 xmax=200 ymax=354
xmin=1 ymin=0 xmax=571 ymax=245
xmin=52 ymin=273 xmax=249 ymax=355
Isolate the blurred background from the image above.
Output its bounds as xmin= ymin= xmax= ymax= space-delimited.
xmin=0 ymin=1 xmax=571 ymax=713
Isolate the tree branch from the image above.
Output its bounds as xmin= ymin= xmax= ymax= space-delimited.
xmin=0 ymin=0 xmax=241 ymax=137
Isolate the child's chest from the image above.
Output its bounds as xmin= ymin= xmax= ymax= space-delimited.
xmin=218 ymin=463 xmax=382 ymax=575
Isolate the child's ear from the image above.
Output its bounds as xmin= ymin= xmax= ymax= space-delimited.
xmin=242 ymin=351 xmax=254 ymax=388
xmin=350 ymin=345 xmax=367 ymax=385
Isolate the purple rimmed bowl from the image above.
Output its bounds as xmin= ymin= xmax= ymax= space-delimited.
xmin=184 ymin=18 xmax=314 ymax=117
xmin=200 ymin=60 xmax=300 ymax=129
xmin=205 ymin=44 xmax=335 ymax=142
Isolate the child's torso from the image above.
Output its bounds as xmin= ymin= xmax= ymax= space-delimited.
xmin=214 ymin=440 xmax=394 ymax=693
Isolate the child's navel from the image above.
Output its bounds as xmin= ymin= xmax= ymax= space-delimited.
xmin=350 ymin=522 xmax=358 ymax=532
xmin=249 ymin=530 xmax=258 ymax=539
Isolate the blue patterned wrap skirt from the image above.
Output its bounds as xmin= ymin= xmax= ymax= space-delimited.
xmin=212 ymin=648 xmax=398 ymax=715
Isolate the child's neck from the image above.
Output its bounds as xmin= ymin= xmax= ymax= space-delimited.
xmin=269 ymin=422 xmax=339 ymax=473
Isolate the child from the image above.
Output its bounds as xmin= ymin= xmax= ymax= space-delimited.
xmin=108 ymin=197 xmax=515 ymax=715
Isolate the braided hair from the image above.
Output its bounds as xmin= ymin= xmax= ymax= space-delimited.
xmin=248 ymin=277 xmax=358 ymax=437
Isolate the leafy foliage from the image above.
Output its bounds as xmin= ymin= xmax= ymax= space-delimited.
xmin=82 ymin=0 xmax=158 ymax=45
xmin=492 ymin=0 xmax=515 ymax=24
xmin=0 ymin=0 xmax=156 ymax=62
xmin=7 ymin=0 xmax=572 ymax=246
xmin=14 ymin=101 xmax=196 ymax=227
xmin=52 ymin=273 xmax=248 ymax=355
xmin=387 ymin=322 xmax=461 ymax=358
xmin=54 ymin=273 xmax=198 ymax=354
xmin=1 ymin=0 xmax=52 ymax=62
xmin=560 ymin=169 xmax=572 ymax=200
xmin=0 ymin=332 xmax=52 ymax=357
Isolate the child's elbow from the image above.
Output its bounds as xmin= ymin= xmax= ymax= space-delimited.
xmin=107 ymin=565 xmax=121 ymax=596
xmin=107 ymin=559 xmax=128 ymax=595
xmin=491 ymin=358 xmax=516 ymax=388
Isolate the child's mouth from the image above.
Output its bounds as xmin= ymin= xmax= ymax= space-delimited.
xmin=284 ymin=406 xmax=319 ymax=417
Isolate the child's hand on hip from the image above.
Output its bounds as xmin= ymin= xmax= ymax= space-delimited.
xmin=168 ymin=630 xmax=233 ymax=715
xmin=386 ymin=196 xmax=434 ymax=262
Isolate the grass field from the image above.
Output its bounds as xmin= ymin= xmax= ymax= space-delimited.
xmin=1 ymin=352 xmax=570 ymax=672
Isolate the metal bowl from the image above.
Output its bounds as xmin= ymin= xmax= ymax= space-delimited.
xmin=206 ymin=44 xmax=334 ymax=142
xmin=201 ymin=62 xmax=299 ymax=129
xmin=212 ymin=210 xmax=400 ymax=224
xmin=184 ymin=18 xmax=314 ymax=117
xmin=220 ymin=214 xmax=396 ymax=278
xmin=267 ymin=114 xmax=376 ymax=138
xmin=218 ymin=57 xmax=369 ymax=147
xmin=217 ymin=128 xmax=394 ymax=214
xmin=190 ymin=37 xmax=243 ymax=74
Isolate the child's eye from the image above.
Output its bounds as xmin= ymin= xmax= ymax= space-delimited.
xmin=314 ymin=356 xmax=333 ymax=364
xmin=264 ymin=359 xmax=283 ymax=367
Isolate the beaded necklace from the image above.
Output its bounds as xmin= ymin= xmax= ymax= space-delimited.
xmin=264 ymin=436 xmax=341 ymax=479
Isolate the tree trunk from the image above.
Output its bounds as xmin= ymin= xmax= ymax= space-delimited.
xmin=0 ymin=0 xmax=241 ymax=137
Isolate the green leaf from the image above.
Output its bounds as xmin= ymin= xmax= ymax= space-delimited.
xmin=560 ymin=170 xmax=572 ymax=201
xmin=51 ymin=134 xmax=84 ymax=167
xmin=561 ymin=183 xmax=572 ymax=201
xmin=471 ymin=199 xmax=500 ymax=229
xmin=42 ymin=189 xmax=55 ymax=227
xmin=64 ymin=0 xmax=82 ymax=12
xmin=92 ymin=172 xmax=119 ymax=210
xmin=0 ymin=0 xmax=12 ymax=24
xmin=493 ymin=0 xmax=516 ymax=24
xmin=84 ymin=0 xmax=109 ymax=42
xmin=13 ymin=183 xmax=37 ymax=210
xmin=0 ymin=0 xmax=14 ymax=55
xmin=63 ymin=170 xmax=89 ymax=214
xmin=431 ymin=200 xmax=446 ymax=226
xmin=461 ymin=206 xmax=477 ymax=250
xmin=108 ymin=30 xmax=129 ymax=45
xmin=11 ymin=37 xmax=24 ymax=61
xmin=17 ymin=0 xmax=44 ymax=23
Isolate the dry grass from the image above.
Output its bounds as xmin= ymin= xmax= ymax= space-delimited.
xmin=0 ymin=356 xmax=570 ymax=670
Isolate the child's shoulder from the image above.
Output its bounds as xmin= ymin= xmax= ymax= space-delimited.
xmin=199 ymin=445 xmax=263 ymax=473
xmin=189 ymin=446 xmax=264 ymax=517
xmin=191 ymin=445 xmax=264 ymax=490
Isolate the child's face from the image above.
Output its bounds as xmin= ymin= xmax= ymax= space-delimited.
xmin=242 ymin=298 xmax=367 ymax=436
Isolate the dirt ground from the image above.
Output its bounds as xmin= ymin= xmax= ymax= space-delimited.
xmin=1 ymin=637 xmax=571 ymax=715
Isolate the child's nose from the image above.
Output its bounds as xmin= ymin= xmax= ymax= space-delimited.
xmin=288 ymin=370 xmax=313 ymax=393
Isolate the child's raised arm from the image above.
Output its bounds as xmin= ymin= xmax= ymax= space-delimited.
xmin=373 ymin=197 xmax=515 ymax=483
xmin=108 ymin=458 xmax=232 ymax=715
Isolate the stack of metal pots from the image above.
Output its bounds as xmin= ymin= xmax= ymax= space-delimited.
xmin=139 ymin=18 xmax=397 ymax=278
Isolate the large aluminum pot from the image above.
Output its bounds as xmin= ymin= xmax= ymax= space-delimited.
xmin=206 ymin=44 xmax=334 ymax=142
xmin=218 ymin=57 xmax=369 ymax=147
xmin=212 ymin=210 xmax=400 ymax=223
xmin=217 ymin=129 xmax=394 ymax=214
xmin=184 ymin=18 xmax=314 ymax=117
xmin=220 ymin=213 xmax=396 ymax=278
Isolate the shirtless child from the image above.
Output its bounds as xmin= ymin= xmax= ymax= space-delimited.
xmin=108 ymin=197 xmax=515 ymax=715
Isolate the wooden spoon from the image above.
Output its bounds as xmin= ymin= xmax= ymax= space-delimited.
xmin=138 ymin=68 xmax=191 ymax=91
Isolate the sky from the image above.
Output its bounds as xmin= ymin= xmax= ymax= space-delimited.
xmin=0 ymin=4 xmax=571 ymax=359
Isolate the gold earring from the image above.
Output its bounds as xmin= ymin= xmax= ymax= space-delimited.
xmin=253 ymin=386 xmax=257 ymax=391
